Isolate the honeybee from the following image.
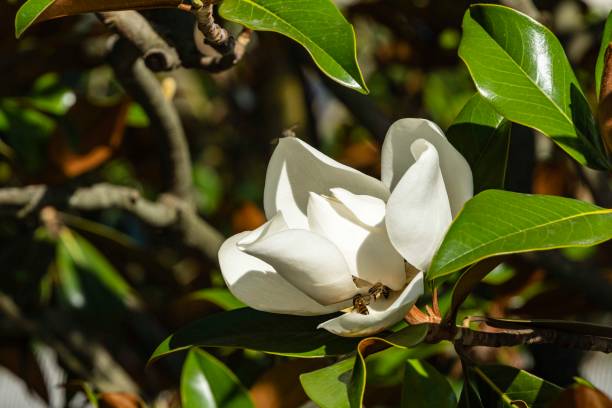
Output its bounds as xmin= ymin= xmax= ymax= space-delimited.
xmin=352 ymin=294 xmax=370 ymax=315
xmin=368 ymin=282 xmax=391 ymax=301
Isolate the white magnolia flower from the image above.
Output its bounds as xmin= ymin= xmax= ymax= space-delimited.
xmin=218 ymin=118 xmax=473 ymax=337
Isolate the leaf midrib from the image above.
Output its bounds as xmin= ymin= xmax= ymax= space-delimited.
xmin=229 ymin=0 xmax=349 ymax=74
xmin=436 ymin=208 xmax=611 ymax=271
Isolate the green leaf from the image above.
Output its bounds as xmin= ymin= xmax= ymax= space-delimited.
xmin=472 ymin=365 xmax=562 ymax=407
xmin=186 ymin=288 xmax=245 ymax=311
xmin=14 ymin=0 xmax=54 ymax=38
xmin=56 ymin=240 xmax=86 ymax=308
xmin=447 ymin=94 xmax=511 ymax=193
xmin=428 ymin=190 xmax=612 ymax=281
xmin=596 ymin=11 xmax=612 ymax=98
xmin=149 ymin=308 xmax=360 ymax=362
xmin=181 ymin=348 xmax=254 ymax=408
xmin=300 ymin=357 xmax=355 ymax=408
xmin=349 ymin=325 xmax=430 ymax=407
xmin=459 ymin=4 xmax=608 ymax=170
xmin=59 ymin=230 xmax=135 ymax=305
xmin=401 ymin=359 xmax=456 ymax=408
xmin=219 ymin=0 xmax=367 ymax=93
xmin=15 ymin=0 xmax=187 ymax=38
xmin=458 ymin=380 xmax=484 ymax=408
xmin=299 ymin=324 xmax=429 ymax=408
xmin=440 ymin=258 xmax=503 ymax=322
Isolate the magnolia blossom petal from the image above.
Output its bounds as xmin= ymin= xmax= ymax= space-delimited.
xmin=237 ymin=210 xmax=288 ymax=247
xmin=307 ymin=193 xmax=405 ymax=290
xmin=330 ymin=188 xmax=386 ymax=227
xmin=317 ymin=273 xmax=424 ymax=337
xmin=241 ymin=229 xmax=358 ymax=305
xmin=381 ymin=118 xmax=473 ymax=216
xmin=386 ymin=139 xmax=452 ymax=271
xmin=219 ymin=232 xmax=343 ymax=316
xmin=264 ymin=137 xmax=389 ymax=229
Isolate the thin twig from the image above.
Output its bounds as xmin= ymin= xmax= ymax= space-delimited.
xmin=194 ymin=1 xmax=233 ymax=54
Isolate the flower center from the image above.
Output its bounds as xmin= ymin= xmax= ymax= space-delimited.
xmin=351 ymin=282 xmax=391 ymax=315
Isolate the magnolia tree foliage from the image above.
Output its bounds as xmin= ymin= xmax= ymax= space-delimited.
xmin=7 ymin=0 xmax=612 ymax=407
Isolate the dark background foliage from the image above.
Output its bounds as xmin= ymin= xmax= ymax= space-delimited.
xmin=0 ymin=0 xmax=610 ymax=406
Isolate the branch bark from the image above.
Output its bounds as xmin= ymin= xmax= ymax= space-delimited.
xmin=0 ymin=184 xmax=223 ymax=263
xmin=425 ymin=322 xmax=612 ymax=354
xmin=109 ymin=37 xmax=194 ymax=201
xmin=98 ymin=10 xmax=182 ymax=71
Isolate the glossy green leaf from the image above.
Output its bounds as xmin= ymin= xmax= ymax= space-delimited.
xmin=150 ymin=308 xmax=360 ymax=362
xmin=300 ymin=324 xmax=429 ymax=408
xmin=181 ymin=348 xmax=253 ymax=408
xmin=459 ymin=4 xmax=608 ymax=170
xmin=401 ymin=359 xmax=456 ymax=408
xmin=447 ymin=94 xmax=511 ymax=193
xmin=472 ymin=365 xmax=562 ymax=407
xmin=300 ymin=357 xmax=355 ymax=408
xmin=596 ymin=11 xmax=612 ymax=98
xmin=15 ymin=0 xmax=187 ymax=38
xmin=219 ymin=0 xmax=367 ymax=93
xmin=14 ymin=0 xmax=54 ymax=38
xmin=429 ymin=190 xmax=612 ymax=281
xmin=186 ymin=288 xmax=245 ymax=311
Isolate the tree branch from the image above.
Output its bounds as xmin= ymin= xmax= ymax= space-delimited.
xmin=108 ymin=37 xmax=194 ymax=201
xmin=425 ymin=322 xmax=612 ymax=354
xmin=0 ymin=184 xmax=223 ymax=263
xmin=98 ymin=11 xmax=182 ymax=72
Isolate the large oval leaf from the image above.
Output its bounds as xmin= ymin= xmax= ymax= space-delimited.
xmin=149 ymin=308 xmax=359 ymax=361
xmin=447 ymin=93 xmax=511 ymax=193
xmin=459 ymin=4 xmax=609 ymax=170
xmin=15 ymin=0 xmax=184 ymax=38
xmin=428 ymin=190 xmax=612 ymax=281
xmin=181 ymin=348 xmax=254 ymax=408
xmin=219 ymin=0 xmax=367 ymax=93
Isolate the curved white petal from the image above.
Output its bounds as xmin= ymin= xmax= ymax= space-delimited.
xmin=219 ymin=231 xmax=344 ymax=316
xmin=241 ymin=229 xmax=358 ymax=305
xmin=386 ymin=140 xmax=452 ymax=271
xmin=307 ymin=193 xmax=405 ymax=291
xmin=264 ymin=137 xmax=389 ymax=228
xmin=381 ymin=118 xmax=473 ymax=216
xmin=317 ymin=272 xmax=424 ymax=337
xmin=329 ymin=188 xmax=386 ymax=227
xmin=237 ymin=210 xmax=288 ymax=247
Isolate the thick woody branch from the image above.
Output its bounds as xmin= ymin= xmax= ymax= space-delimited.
xmin=426 ymin=323 xmax=612 ymax=354
xmin=455 ymin=327 xmax=612 ymax=353
xmin=109 ymin=38 xmax=194 ymax=201
xmin=0 ymin=184 xmax=223 ymax=262
xmin=97 ymin=11 xmax=181 ymax=72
